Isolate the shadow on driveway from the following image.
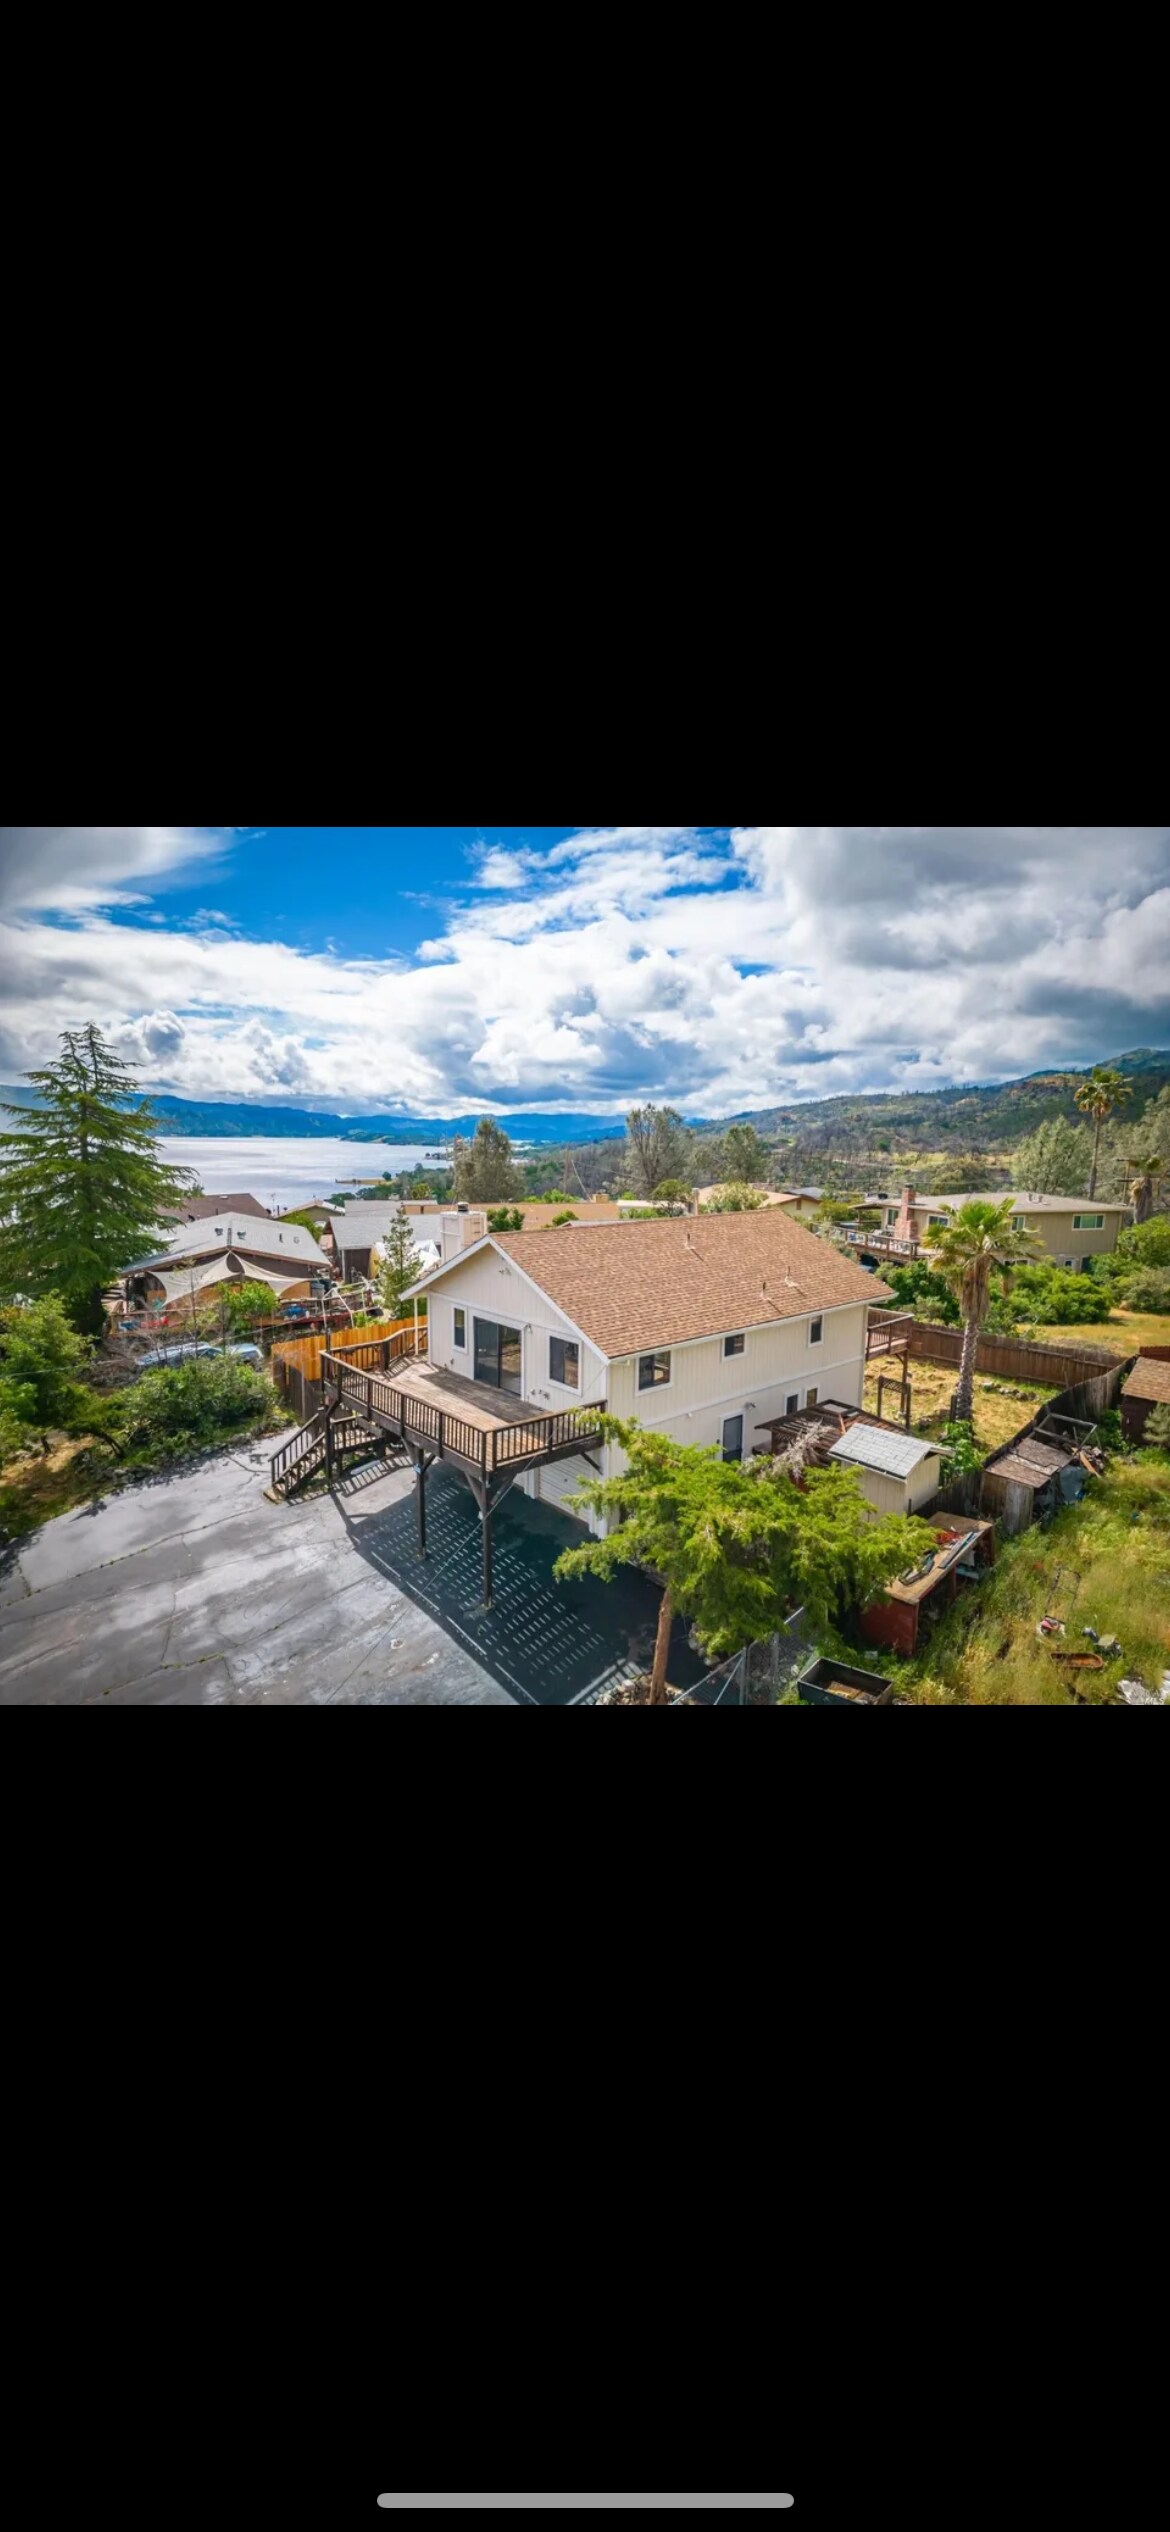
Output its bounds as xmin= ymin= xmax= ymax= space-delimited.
xmin=335 ymin=1463 xmax=707 ymax=1706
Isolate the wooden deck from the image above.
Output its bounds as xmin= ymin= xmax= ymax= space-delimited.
xmin=321 ymin=1351 xmax=605 ymax=1481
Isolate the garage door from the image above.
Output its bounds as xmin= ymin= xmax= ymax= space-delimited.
xmin=538 ymin=1455 xmax=595 ymax=1520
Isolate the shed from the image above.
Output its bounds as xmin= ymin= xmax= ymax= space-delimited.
xmin=1120 ymin=1352 xmax=1170 ymax=1445
xmin=980 ymin=1416 xmax=1097 ymax=1536
xmin=827 ymin=1422 xmax=944 ymax=1517
xmin=860 ymin=1514 xmax=995 ymax=1656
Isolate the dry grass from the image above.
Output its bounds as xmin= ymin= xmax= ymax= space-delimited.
xmin=1029 ymin=1308 xmax=1170 ymax=1354
xmin=900 ymin=1456 xmax=1170 ymax=1705
xmin=862 ymin=1360 xmax=1061 ymax=1456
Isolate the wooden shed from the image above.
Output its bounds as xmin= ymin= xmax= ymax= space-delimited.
xmin=860 ymin=1514 xmax=995 ymax=1656
xmin=1120 ymin=1350 xmax=1170 ymax=1445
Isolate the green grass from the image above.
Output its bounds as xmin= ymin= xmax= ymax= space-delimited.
xmin=892 ymin=1455 xmax=1170 ymax=1704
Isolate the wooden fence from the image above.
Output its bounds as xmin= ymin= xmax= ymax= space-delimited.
xmin=271 ymin=1315 xmax=423 ymax=1390
xmin=895 ymin=1321 xmax=1122 ymax=1387
xmin=918 ymin=1353 xmax=1136 ymax=1531
xmin=271 ymin=1317 xmax=427 ymax=1424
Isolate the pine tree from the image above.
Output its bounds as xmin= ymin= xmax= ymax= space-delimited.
xmin=376 ymin=1214 xmax=422 ymax=1319
xmin=0 ymin=1025 xmax=197 ymax=1334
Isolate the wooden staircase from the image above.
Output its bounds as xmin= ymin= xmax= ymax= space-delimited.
xmin=267 ymin=1406 xmax=388 ymax=1500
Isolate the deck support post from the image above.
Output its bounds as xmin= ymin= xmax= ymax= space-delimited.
xmin=482 ymin=1479 xmax=493 ymax=1609
xmin=324 ymin=1397 xmax=336 ymax=1486
xmin=414 ymin=1449 xmax=430 ymax=1555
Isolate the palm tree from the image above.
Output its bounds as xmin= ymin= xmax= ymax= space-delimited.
xmin=1073 ymin=1066 xmax=1133 ymax=1200
xmin=931 ymin=1200 xmax=1045 ymax=1423
xmin=1127 ymin=1151 xmax=1168 ymax=1226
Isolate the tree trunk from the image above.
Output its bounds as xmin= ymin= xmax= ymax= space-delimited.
xmin=954 ymin=1314 xmax=979 ymax=1423
xmin=647 ymin=1586 xmax=674 ymax=1704
xmin=1088 ymin=1113 xmax=1102 ymax=1201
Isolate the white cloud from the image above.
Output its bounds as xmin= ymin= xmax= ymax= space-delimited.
xmin=0 ymin=825 xmax=230 ymax=914
xmin=0 ymin=825 xmax=1167 ymax=1117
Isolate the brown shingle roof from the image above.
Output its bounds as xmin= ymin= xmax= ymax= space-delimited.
xmin=1122 ymin=1356 xmax=1170 ymax=1405
xmin=168 ymin=1192 xmax=271 ymax=1223
xmin=490 ymin=1213 xmax=892 ymax=1358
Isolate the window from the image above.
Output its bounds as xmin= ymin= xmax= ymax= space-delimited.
xmin=1073 ymin=1213 xmax=1105 ymax=1230
xmin=723 ymin=1331 xmax=745 ymax=1357
xmin=805 ymin=1387 xmax=818 ymax=1409
xmin=809 ymin=1316 xmax=823 ymax=1345
xmin=638 ymin=1350 xmax=671 ymax=1391
xmin=473 ymin=1316 xmax=522 ymax=1393
xmin=453 ymin=1307 xmax=466 ymax=1349
xmin=722 ymin=1414 xmax=744 ymax=1463
xmin=886 ymin=1209 xmax=899 ymax=1227
xmin=549 ymin=1335 xmax=580 ymax=1390
xmin=786 ymin=1394 xmax=799 ymax=1417
xmin=928 ymin=1213 xmax=949 ymax=1228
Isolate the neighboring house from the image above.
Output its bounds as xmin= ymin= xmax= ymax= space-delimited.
xmin=121 ymin=1215 xmax=331 ymax=1311
xmin=1120 ymin=1351 xmax=1170 ymax=1445
xmin=405 ymin=1212 xmax=892 ymax=1534
xmin=888 ymin=1185 xmax=1130 ymax=1268
xmin=170 ymin=1191 xmax=272 ymax=1224
xmin=322 ymin=1204 xmax=487 ymax=1282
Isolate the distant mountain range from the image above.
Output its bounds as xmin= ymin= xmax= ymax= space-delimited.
xmin=0 ymin=1088 xmax=628 ymax=1144
xmin=1 ymin=1051 xmax=1166 ymax=1146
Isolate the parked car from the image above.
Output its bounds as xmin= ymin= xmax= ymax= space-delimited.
xmin=227 ymin=1343 xmax=264 ymax=1368
xmin=279 ymin=1303 xmax=311 ymax=1321
xmin=134 ymin=1342 xmax=220 ymax=1374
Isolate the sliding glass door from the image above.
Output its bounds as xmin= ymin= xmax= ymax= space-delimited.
xmin=473 ymin=1317 xmax=523 ymax=1394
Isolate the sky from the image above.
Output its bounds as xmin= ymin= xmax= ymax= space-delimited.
xmin=0 ymin=824 xmax=1167 ymax=1119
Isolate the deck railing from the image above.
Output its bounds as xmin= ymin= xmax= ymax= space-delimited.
xmin=320 ymin=1354 xmax=604 ymax=1474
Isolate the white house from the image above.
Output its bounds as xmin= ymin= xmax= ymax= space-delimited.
xmin=406 ymin=1211 xmax=892 ymax=1532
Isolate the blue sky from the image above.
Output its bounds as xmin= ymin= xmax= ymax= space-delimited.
xmin=1 ymin=826 xmax=1167 ymax=1117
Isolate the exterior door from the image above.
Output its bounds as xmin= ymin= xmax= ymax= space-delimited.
xmin=473 ymin=1316 xmax=523 ymax=1394
xmin=722 ymin=1413 xmax=744 ymax=1463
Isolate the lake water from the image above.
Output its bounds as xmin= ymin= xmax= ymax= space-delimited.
xmin=158 ymin=1137 xmax=451 ymax=1208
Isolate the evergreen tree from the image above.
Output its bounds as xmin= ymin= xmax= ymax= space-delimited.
xmin=0 ymin=1026 xmax=197 ymax=1334
xmin=554 ymin=1415 xmax=932 ymax=1703
xmin=376 ymin=1214 xmax=423 ymax=1318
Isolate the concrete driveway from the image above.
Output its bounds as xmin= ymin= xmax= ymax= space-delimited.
xmin=0 ymin=1445 xmax=513 ymax=1706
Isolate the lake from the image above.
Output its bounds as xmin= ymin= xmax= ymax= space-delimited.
xmin=158 ymin=1137 xmax=451 ymax=1207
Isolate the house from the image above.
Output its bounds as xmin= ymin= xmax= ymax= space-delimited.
xmin=170 ymin=1191 xmax=272 ymax=1225
xmin=887 ymin=1185 xmax=1130 ymax=1268
xmin=1120 ymin=1351 xmax=1170 ymax=1444
xmin=120 ymin=1215 xmax=332 ymax=1313
xmin=404 ymin=1211 xmax=893 ymax=1534
xmin=321 ymin=1203 xmax=487 ymax=1282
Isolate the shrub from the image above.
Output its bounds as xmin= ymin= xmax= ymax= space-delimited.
xmin=1117 ymin=1217 xmax=1170 ymax=1272
xmin=1008 ymin=1266 xmax=1109 ymax=1325
xmin=487 ymin=1207 xmax=525 ymax=1233
xmin=1119 ymin=1268 xmax=1170 ymax=1313
xmin=940 ymin=1420 xmax=981 ymax=1471
xmin=1143 ymin=1402 xmax=1170 ymax=1451
xmin=885 ymin=1263 xmax=960 ymax=1325
xmin=116 ymin=1357 xmax=275 ymax=1463
xmin=552 ymin=1211 xmax=577 ymax=1227
xmin=0 ymin=1295 xmax=95 ymax=1449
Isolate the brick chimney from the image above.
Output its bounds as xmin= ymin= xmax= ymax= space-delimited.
xmin=895 ymin=1184 xmax=918 ymax=1240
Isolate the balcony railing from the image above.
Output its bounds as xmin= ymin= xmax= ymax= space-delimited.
xmin=319 ymin=1354 xmax=605 ymax=1477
